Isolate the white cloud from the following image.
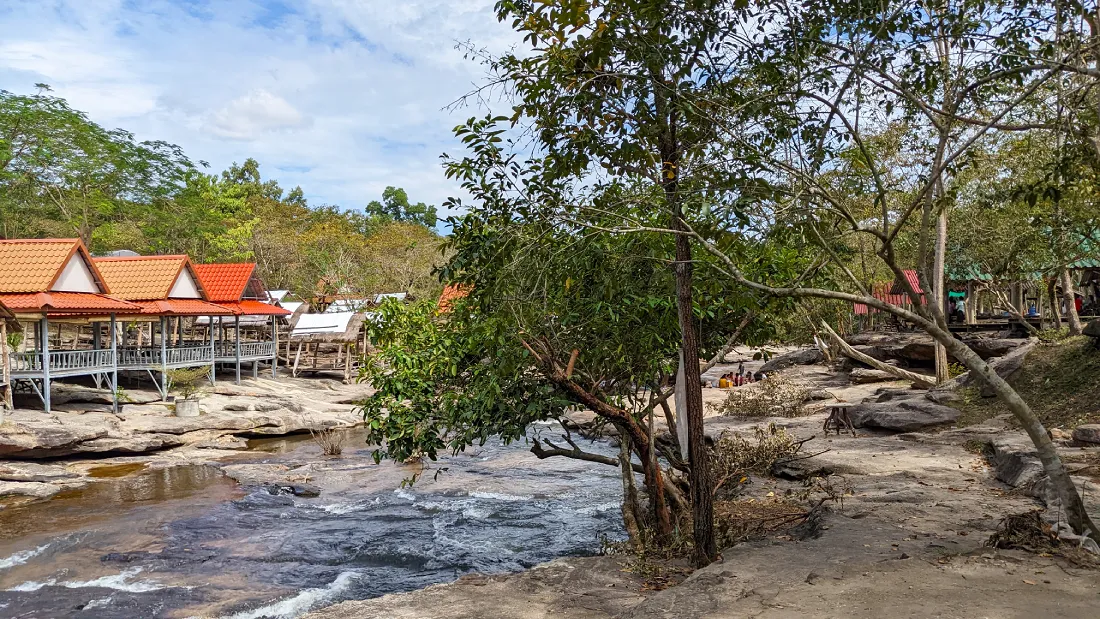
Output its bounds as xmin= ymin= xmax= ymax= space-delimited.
xmin=208 ymin=89 xmax=310 ymax=140
xmin=0 ymin=0 xmax=523 ymax=219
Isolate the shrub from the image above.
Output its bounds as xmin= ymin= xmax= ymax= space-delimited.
xmin=310 ymin=424 xmax=346 ymax=456
xmin=707 ymin=375 xmax=810 ymax=418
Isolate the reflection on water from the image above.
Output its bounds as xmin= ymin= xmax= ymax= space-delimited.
xmin=0 ymin=425 xmax=625 ymax=618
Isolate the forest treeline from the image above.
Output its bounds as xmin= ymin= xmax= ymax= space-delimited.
xmin=0 ymin=85 xmax=444 ymax=299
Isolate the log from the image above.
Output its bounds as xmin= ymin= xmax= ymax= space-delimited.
xmin=820 ymin=321 xmax=935 ymax=389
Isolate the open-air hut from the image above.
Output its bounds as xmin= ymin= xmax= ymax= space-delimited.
xmin=191 ymin=263 xmax=291 ymax=384
xmin=284 ymin=311 xmax=371 ymax=382
xmin=0 ymin=239 xmax=141 ymax=412
xmin=92 ymin=255 xmax=234 ymax=399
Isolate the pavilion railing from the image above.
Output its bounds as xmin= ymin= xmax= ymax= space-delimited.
xmin=214 ymin=341 xmax=276 ymax=359
xmin=117 ymin=346 xmax=213 ymax=368
xmin=10 ymin=350 xmax=115 ymax=374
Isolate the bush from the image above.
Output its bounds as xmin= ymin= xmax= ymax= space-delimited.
xmin=707 ymin=376 xmax=810 ymax=418
xmin=711 ymin=424 xmax=804 ymax=498
xmin=166 ymin=367 xmax=210 ymax=400
xmin=310 ymin=425 xmax=346 ymax=456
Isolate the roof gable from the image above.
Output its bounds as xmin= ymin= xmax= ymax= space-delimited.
xmin=192 ymin=263 xmax=257 ymax=302
xmin=0 ymin=239 xmax=109 ymax=294
xmin=92 ymin=255 xmax=201 ymax=301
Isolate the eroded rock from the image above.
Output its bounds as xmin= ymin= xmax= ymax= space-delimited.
xmin=848 ymin=369 xmax=898 ymax=384
xmin=759 ymin=348 xmax=824 ymax=374
xmin=1072 ymin=424 xmax=1100 ymax=444
xmin=848 ymin=399 xmax=960 ymax=432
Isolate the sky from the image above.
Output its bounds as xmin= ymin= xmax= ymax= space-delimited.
xmin=0 ymin=0 xmax=522 ymax=220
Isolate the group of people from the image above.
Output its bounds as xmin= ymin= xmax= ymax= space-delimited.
xmin=716 ymin=362 xmax=766 ymax=388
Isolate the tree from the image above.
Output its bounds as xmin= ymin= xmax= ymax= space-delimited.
xmin=361 ymin=202 xmax=778 ymax=545
xmin=365 ymin=186 xmax=438 ymax=229
xmin=0 ymin=86 xmax=193 ymax=248
xmin=446 ymin=0 xmax=1100 ymax=540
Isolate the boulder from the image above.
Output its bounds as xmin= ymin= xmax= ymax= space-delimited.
xmin=962 ymin=337 xmax=1029 ymax=359
xmin=759 ymin=348 xmax=824 ymax=374
xmin=848 ymin=399 xmax=960 ymax=432
xmin=970 ymin=340 xmax=1035 ymax=397
xmin=848 ymin=369 xmax=899 ymax=384
xmin=1083 ymin=319 xmax=1100 ymax=338
xmin=265 ymin=483 xmax=322 ymax=498
xmin=988 ymin=436 xmax=1044 ymax=487
xmin=0 ymin=423 xmax=110 ymax=458
xmin=874 ymin=388 xmax=925 ymax=402
xmin=1072 ymin=424 xmax=1100 ymax=445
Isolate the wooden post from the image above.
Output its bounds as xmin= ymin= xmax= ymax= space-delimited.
xmin=271 ymin=315 xmax=279 ymax=380
xmin=41 ymin=316 xmax=51 ymax=413
xmin=159 ymin=316 xmax=168 ymax=400
xmin=110 ymin=314 xmax=118 ymax=414
xmin=1 ymin=319 xmax=11 ymax=411
xmin=209 ymin=315 xmax=216 ymax=386
xmin=292 ymin=341 xmax=304 ymax=377
xmin=234 ymin=315 xmax=241 ymax=385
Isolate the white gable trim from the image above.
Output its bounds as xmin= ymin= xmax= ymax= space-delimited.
xmin=51 ymin=254 xmax=99 ymax=293
xmin=169 ymin=268 xmax=202 ymax=299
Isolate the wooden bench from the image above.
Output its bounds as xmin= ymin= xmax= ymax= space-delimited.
xmin=823 ymin=403 xmax=856 ymax=437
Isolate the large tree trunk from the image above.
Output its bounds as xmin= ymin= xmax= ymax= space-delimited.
xmin=1059 ymin=267 xmax=1083 ymax=336
xmin=671 ymin=202 xmax=716 ymax=567
xmin=934 ymin=328 xmax=1098 ymax=538
xmin=932 ymin=209 xmax=950 ymax=383
xmin=1048 ymin=278 xmax=1063 ymax=329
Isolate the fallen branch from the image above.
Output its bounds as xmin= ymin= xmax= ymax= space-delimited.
xmin=820 ymin=321 xmax=935 ymax=388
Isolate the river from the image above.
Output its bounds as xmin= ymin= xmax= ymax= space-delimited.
xmin=0 ymin=424 xmax=625 ymax=618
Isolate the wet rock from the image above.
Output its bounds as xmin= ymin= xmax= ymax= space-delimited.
xmin=0 ymin=480 xmax=62 ymax=499
xmin=0 ymin=462 xmax=81 ymax=483
xmin=848 ymin=369 xmax=898 ymax=384
xmin=848 ymin=399 xmax=960 ymax=432
xmin=759 ymin=348 xmax=824 ymax=374
xmin=1072 ymin=424 xmax=1100 ymax=444
xmin=265 ymin=482 xmax=322 ymax=497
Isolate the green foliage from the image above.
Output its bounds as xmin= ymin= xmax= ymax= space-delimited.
xmin=0 ymin=87 xmax=444 ymax=301
xmin=365 ymin=186 xmax=438 ymax=229
xmin=166 ymin=367 xmax=210 ymax=400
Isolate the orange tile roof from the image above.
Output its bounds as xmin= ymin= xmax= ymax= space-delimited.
xmin=192 ymin=263 xmax=256 ymax=302
xmin=0 ymin=239 xmax=109 ymax=294
xmin=0 ymin=292 xmax=140 ymax=313
xmin=438 ymin=283 xmax=471 ymax=313
xmin=92 ymin=255 xmax=194 ymax=301
xmin=131 ymin=299 xmax=233 ymax=316
xmin=218 ymin=300 xmax=292 ymax=316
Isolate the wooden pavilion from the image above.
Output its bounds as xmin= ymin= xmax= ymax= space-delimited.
xmin=0 ymin=239 xmax=141 ymax=412
xmin=92 ymin=255 xmax=234 ymax=399
xmin=284 ymin=311 xmax=371 ymax=382
xmin=191 ymin=262 xmax=291 ymax=384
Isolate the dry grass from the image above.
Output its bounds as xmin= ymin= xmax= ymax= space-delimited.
xmin=707 ymin=375 xmax=811 ymax=418
xmin=955 ymin=337 xmax=1100 ymax=430
xmin=309 ymin=425 xmax=346 ymax=456
xmin=985 ymin=511 xmax=1100 ymax=569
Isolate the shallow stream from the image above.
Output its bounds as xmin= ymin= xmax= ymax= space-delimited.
xmin=0 ymin=424 xmax=624 ymax=618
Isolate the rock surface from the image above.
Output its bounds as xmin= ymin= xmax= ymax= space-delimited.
xmin=848 ymin=398 xmax=960 ymax=432
xmin=1072 ymin=424 xmax=1100 ymax=444
xmin=848 ymin=368 xmax=899 ymax=384
xmin=0 ymin=374 xmax=369 ymax=459
xmin=758 ymin=347 xmax=824 ymax=374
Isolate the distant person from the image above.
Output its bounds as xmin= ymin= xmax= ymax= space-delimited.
xmin=1076 ymin=295 xmax=1083 ymax=314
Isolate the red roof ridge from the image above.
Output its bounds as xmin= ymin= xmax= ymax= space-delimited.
xmin=93 ymin=254 xmax=188 ymax=262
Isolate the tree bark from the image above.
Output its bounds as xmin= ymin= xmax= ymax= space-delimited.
xmin=672 ymin=202 xmax=716 ymax=567
xmin=1047 ymin=278 xmax=1063 ymax=329
xmin=933 ymin=209 xmax=950 ymax=383
xmin=1060 ymin=267 xmax=1084 ymax=336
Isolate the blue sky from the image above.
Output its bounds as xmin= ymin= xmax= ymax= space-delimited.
xmin=0 ymin=0 xmax=521 ymax=218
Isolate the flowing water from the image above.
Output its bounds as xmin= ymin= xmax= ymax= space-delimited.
xmin=0 ymin=424 xmax=625 ymax=618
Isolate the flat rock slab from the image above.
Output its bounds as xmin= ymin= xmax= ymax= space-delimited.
xmin=0 ymin=480 xmax=63 ymax=499
xmin=849 ymin=369 xmax=900 ymax=384
xmin=849 ymin=399 xmax=960 ymax=432
xmin=759 ymin=348 xmax=824 ymax=374
xmin=1072 ymin=424 xmax=1100 ymax=444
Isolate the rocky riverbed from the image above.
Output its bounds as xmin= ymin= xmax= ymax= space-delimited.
xmin=1 ymin=346 xmax=1098 ymax=618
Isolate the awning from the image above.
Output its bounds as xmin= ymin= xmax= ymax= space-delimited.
xmin=132 ymin=299 xmax=236 ymax=316
xmin=219 ymin=300 xmax=292 ymax=316
xmin=0 ymin=292 xmax=140 ymax=314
